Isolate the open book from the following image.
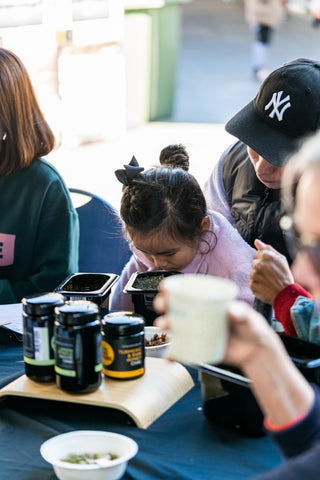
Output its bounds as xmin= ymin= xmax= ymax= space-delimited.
xmin=0 ymin=303 xmax=23 ymax=341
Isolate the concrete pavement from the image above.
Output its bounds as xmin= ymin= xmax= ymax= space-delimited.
xmin=172 ymin=0 xmax=320 ymax=123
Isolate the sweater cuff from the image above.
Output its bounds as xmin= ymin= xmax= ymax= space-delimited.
xmin=274 ymin=283 xmax=313 ymax=337
xmin=265 ymin=384 xmax=320 ymax=459
xmin=264 ymin=411 xmax=308 ymax=432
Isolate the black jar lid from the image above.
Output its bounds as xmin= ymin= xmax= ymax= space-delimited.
xmin=22 ymin=292 xmax=65 ymax=316
xmin=55 ymin=301 xmax=100 ymax=326
xmin=102 ymin=312 xmax=145 ymax=335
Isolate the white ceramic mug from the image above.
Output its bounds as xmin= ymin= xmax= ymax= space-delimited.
xmin=162 ymin=274 xmax=239 ymax=365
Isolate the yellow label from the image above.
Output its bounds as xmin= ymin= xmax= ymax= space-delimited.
xmin=102 ymin=367 xmax=144 ymax=378
xmin=101 ymin=341 xmax=114 ymax=366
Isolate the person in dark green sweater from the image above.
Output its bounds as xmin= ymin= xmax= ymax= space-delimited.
xmin=0 ymin=48 xmax=79 ymax=304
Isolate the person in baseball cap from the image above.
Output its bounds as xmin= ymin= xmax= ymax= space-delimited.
xmin=204 ymin=58 xmax=320 ymax=263
xmin=226 ymin=58 xmax=320 ymax=167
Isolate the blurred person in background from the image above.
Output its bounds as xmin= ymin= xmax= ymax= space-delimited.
xmin=244 ymin=0 xmax=286 ymax=81
xmin=0 ymin=48 xmax=79 ymax=304
xmin=154 ymin=129 xmax=320 ymax=478
xmin=309 ymin=0 xmax=320 ymax=27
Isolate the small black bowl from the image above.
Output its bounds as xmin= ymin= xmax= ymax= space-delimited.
xmin=124 ymin=270 xmax=182 ymax=325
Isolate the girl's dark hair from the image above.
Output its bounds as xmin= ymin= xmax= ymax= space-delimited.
xmin=0 ymin=48 xmax=55 ymax=176
xmin=159 ymin=143 xmax=189 ymax=171
xmin=120 ymin=144 xmax=207 ymax=244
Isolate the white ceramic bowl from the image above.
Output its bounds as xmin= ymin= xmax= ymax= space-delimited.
xmin=40 ymin=430 xmax=138 ymax=480
xmin=145 ymin=326 xmax=171 ymax=359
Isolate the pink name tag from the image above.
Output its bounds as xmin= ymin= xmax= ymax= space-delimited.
xmin=0 ymin=233 xmax=15 ymax=266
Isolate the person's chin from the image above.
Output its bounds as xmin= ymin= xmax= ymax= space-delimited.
xmin=258 ymin=177 xmax=280 ymax=189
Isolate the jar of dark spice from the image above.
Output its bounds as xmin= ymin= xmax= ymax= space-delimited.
xmin=101 ymin=312 xmax=145 ymax=380
xmin=22 ymin=292 xmax=65 ymax=383
xmin=54 ymin=301 xmax=102 ymax=393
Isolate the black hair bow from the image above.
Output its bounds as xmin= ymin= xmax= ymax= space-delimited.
xmin=115 ymin=156 xmax=144 ymax=190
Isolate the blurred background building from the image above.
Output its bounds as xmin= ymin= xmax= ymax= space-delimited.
xmin=0 ymin=0 xmax=190 ymax=146
xmin=0 ymin=0 xmax=318 ymax=209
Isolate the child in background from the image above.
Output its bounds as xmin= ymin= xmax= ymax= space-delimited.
xmin=110 ymin=144 xmax=255 ymax=312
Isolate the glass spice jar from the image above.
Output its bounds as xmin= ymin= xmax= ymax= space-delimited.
xmin=101 ymin=312 xmax=145 ymax=380
xmin=22 ymin=292 xmax=65 ymax=383
xmin=54 ymin=301 xmax=102 ymax=393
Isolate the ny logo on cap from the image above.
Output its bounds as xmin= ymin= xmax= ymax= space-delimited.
xmin=265 ymin=91 xmax=291 ymax=121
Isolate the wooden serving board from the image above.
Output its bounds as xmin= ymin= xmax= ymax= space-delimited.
xmin=0 ymin=357 xmax=194 ymax=429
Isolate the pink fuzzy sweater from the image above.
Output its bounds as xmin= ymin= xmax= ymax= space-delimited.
xmin=110 ymin=211 xmax=255 ymax=311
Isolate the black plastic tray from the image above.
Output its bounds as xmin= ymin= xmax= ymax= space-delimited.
xmin=280 ymin=334 xmax=320 ymax=382
xmin=199 ymin=334 xmax=320 ymax=436
xmin=124 ymin=271 xmax=181 ymax=325
xmin=55 ymin=272 xmax=119 ymax=308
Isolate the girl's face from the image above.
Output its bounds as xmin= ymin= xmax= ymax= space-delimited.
xmin=133 ymin=232 xmax=198 ymax=271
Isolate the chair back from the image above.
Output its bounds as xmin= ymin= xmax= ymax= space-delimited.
xmin=69 ymin=188 xmax=131 ymax=275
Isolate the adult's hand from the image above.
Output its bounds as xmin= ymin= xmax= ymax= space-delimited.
xmin=224 ymin=301 xmax=281 ymax=368
xmin=154 ymin=284 xmax=281 ymax=371
xmin=227 ymin=301 xmax=314 ymax=427
xmin=153 ymin=285 xmax=168 ymax=332
xmin=250 ymin=239 xmax=294 ymax=305
xmin=154 ymin=285 xmax=314 ymax=426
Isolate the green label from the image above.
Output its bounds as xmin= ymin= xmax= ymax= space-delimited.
xmin=23 ymin=356 xmax=55 ymax=366
xmin=54 ymin=365 xmax=76 ymax=377
xmin=95 ymin=362 xmax=103 ymax=373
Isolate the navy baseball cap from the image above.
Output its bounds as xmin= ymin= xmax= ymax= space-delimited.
xmin=225 ymin=58 xmax=320 ymax=166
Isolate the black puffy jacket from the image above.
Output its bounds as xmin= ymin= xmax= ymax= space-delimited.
xmin=222 ymin=141 xmax=293 ymax=263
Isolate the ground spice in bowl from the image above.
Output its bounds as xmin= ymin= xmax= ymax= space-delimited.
xmin=132 ymin=273 xmax=167 ymax=290
xmin=145 ymin=332 xmax=168 ymax=347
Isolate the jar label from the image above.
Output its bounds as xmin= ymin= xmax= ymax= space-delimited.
xmin=103 ymin=367 xmax=145 ymax=378
xmin=55 ymin=331 xmax=102 ymax=378
xmin=54 ymin=335 xmax=76 ymax=377
xmin=23 ymin=323 xmax=55 ymax=366
xmin=101 ymin=338 xmax=144 ymax=378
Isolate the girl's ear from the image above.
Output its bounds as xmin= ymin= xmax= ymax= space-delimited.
xmin=200 ymin=216 xmax=210 ymax=235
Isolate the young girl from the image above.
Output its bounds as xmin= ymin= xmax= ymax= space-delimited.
xmin=110 ymin=144 xmax=255 ymax=311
